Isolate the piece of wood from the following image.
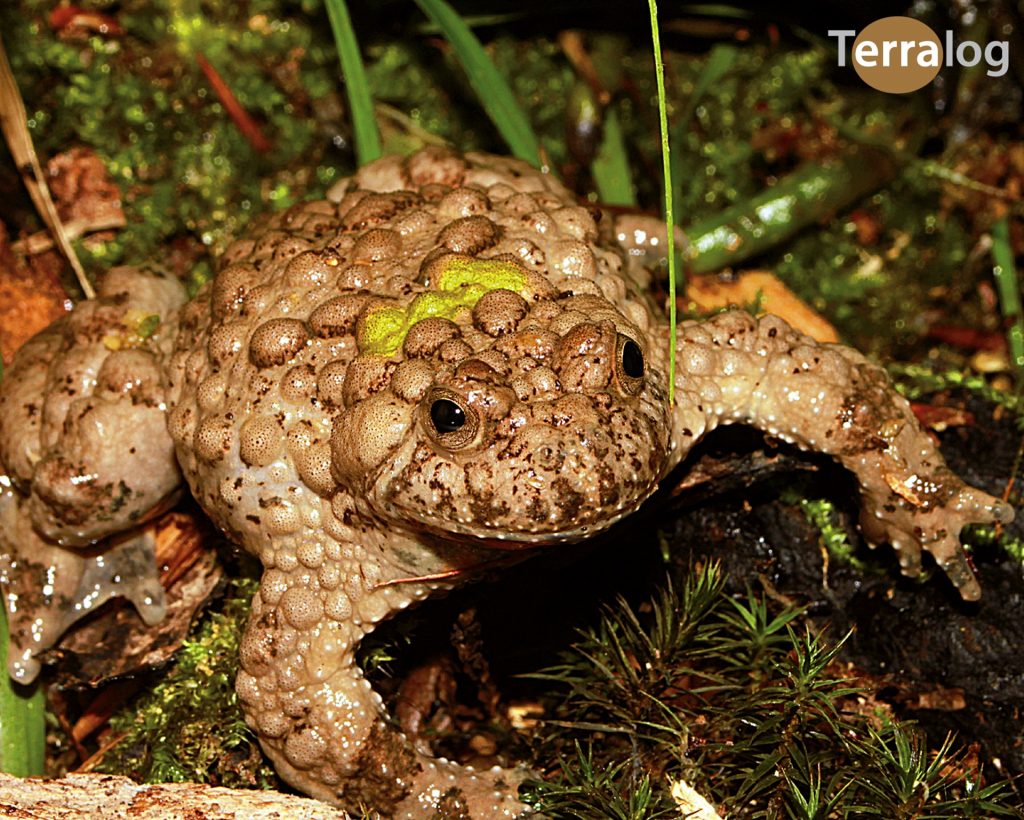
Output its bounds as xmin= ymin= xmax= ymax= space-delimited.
xmin=0 ymin=772 xmax=351 ymax=819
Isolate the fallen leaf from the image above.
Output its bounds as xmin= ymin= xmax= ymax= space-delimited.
xmin=0 ymin=219 xmax=69 ymax=363
xmin=684 ymin=269 xmax=840 ymax=343
xmin=911 ymin=403 xmax=975 ymax=432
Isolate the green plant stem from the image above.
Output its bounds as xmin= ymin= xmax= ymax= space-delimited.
xmin=324 ymin=0 xmax=381 ymax=165
xmin=648 ymin=0 xmax=676 ymax=404
xmin=683 ymin=147 xmax=897 ymax=275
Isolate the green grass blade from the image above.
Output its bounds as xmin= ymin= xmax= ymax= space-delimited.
xmin=324 ymin=0 xmax=381 ymax=165
xmin=415 ymin=12 xmax=528 ymax=33
xmin=648 ymin=0 xmax=677 ymax=404
xmin=684 ymin=43 xmax=739 ymax=124
xmin=412 ymin=0 xmax=540 ymax=166
xmin=0 ymin=587 xmax=45 ymax=776
xmin=992 ymin=215 xmax=1024 ymax=373
xmin=591 ymin=107 xmax=635 ymax=207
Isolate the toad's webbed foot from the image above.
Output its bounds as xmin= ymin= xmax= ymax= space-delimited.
xmin=858 ymin=472 xmax=1012 ymax=601
xmin=0 ymin=489 xmax=166 ymax=682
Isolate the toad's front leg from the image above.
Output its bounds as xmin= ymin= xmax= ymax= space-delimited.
xmin=235 ymin=554 xmax=533 ymax=818
xmin=667 ymin=310 xmax=1013 ymax=600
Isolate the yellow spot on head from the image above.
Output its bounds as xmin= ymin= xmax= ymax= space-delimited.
xmin=433 ymin=257 xmax=527 ymax=294
xmin=358 ymin=258 xmax=530 ymax=356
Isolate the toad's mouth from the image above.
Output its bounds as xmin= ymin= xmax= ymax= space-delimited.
xmin=369 ymin=477 xmax=662 ymax=548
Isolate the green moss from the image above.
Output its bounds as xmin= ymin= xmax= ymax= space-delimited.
xmin=964 ymin=524 xmax=1024 ymax=568
xmin=618 ymin=45 xmax=830 ymax=211
xmin=796 ymin=496 xmax=869 ymax=571
xmin=1 ymin=0 xmax=340 ymax=283
xmin=97 ymin=577 xmax=278 ymax=789
xmin=768 ymin=178 xmax=977 ymax=355
xmin=524 ymin=563 xmax=1022 ymax=818
xmin=889 ymin=363 xmax=1024 ymax=426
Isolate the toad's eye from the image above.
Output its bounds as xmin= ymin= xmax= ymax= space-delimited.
xmin=422 ymin=388 xmax=480 ymax=449
xmin=431 ymin=399 xmax=465 ymax=432
xmin=621 ymin=339 xmax=644 ymax=378
xmin=614 ymin=334 xmax=645 ymax=395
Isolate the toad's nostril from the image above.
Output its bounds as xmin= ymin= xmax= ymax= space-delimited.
xmin=536 ymin=445 xmax=556 ymax=466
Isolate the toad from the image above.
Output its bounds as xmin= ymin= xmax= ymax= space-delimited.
xmin=0 ymin=148 xmax=1012 ymax=817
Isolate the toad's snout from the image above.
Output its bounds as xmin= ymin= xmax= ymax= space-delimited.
xmin=518 ymin=423 xmax=613 ymax=471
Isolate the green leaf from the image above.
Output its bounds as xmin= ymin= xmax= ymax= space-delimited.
xmin=591 ymin=107 xmax=635 ymax=207
xmin=992 ymin=215 xmax=1024 ymax=373
xmin=412 ymin=0 xmax=540 ymax=166
xmin=324 ymin=0 xmax=381 ymax=165
xmin=0 ymin=601 xmax=45 ymax=776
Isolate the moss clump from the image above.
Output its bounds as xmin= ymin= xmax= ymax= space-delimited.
xmin=795 ymin=495 xmax=870 ymax=572
xmin=97 ymin=577 xmax=278 ymax=789
xmin=523 ymin=563 xmax=1022 ymax=818
xmin=890 ymin=363 xmax=1024 ymax=425
xmin=1 ymin=0 xmax=341 ymax=288
xmin=964 ymin=524 xmax=1024 ymax=568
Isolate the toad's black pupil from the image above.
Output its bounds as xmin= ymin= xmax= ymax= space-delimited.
xmin=431 ymin=399 xmax=466 ymax=433
xmin=622 ymin=339 xmax=644 ymax=378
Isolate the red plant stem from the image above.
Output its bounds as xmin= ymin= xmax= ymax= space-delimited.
xmin=195 ymin=52 xmax=272 ymax=154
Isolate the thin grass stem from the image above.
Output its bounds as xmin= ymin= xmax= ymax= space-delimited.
xmin=647 ymin=0 xmax=677 ymax=403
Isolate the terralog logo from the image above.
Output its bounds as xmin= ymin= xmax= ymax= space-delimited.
xmin=829 ymin=16 xmax=1009 ymax=93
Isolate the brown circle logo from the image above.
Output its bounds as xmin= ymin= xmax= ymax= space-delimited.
xmin=852 ymin=17 xmax=943 ymax=93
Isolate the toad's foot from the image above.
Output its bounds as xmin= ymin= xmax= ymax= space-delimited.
xmin=859 ymin=474 xmax=1013 ymax=601
xmin=235 ymin=567 xmax=537 ymax=818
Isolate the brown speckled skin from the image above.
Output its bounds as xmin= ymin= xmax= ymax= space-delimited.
xmin=0 ymin=148 xmax=1013 ymax=817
